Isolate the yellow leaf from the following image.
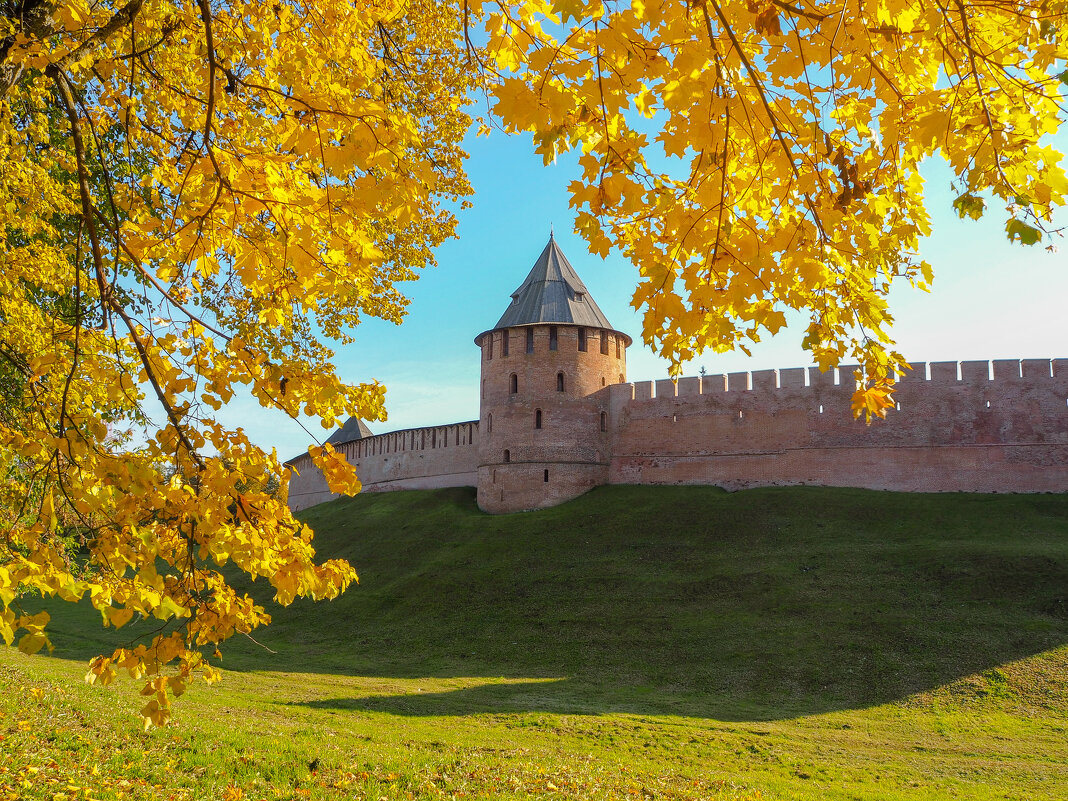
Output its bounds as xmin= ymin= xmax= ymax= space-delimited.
xmin=104 ymin=606 xmax=135 ymax=629
xmin=17 ymin=631 xmax=51 ymax=656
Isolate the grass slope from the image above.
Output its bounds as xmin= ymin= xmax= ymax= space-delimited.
xmin=3 ymin=485 xmax=1067 ymax=799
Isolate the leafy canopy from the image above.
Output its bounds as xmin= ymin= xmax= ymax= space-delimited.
xmin=479 ymin=0 xmax=1067 ymax=414
xmin=1 ymin=0 xmax=1065 ymax=726
xmin=1 ymin=0 xmax=472 ymax=727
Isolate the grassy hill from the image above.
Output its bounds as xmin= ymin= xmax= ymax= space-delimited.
xmin=4 ymin=485 xmax=1068 ymax=799
xmin=238 ymin=485 xmax=1068 ymax=719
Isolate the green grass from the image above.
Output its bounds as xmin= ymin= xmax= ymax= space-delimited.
xmin=2 ymin=485 xmax=1067 ymax=799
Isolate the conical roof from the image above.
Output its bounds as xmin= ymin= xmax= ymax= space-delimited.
xmin=492 ymin=235 xmax=619 ymax=331
xmin=325 ymin=417 xmax=373 ymax=447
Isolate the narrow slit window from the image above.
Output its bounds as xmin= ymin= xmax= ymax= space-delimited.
xmin=543 ymin=469 xmax=549 ymax=483
xmin=487 ymin=413 xmax=493 ymax=433
xmin=510 ymin=373 xmax=518 ymax=394
xmin=557 ymin=372 xmax=565 ymax=392
xmin=502 ymin=331 xmax=509 ymax=357
xmin=600 ymin=330 xmax=609 ymax=354
xmin=549 ymin=325 xmax=558 ymax=351
xmin=600 ymin=411 xmax=607 ymax=432
xmin=486 ymin=336 xmax=493 ymax=360
xmin=616 ymin=339 xmax=621 ymax=358
xmin=504 ymin=449 xmax=510 ymax=463
xmin=578 ymin=328 xmax=587 ymax=352
xmin=535 ymin=409 xmax=542 ymax=429
xmin=526 ymin=328 xmax=534 ymax=353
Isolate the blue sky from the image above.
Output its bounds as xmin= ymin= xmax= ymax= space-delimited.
xmin=241 ymin=127 xmax=1067 ymax=460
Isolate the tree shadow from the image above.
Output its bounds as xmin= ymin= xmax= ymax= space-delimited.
xmin=284 ymin=677 xmax=832 ymax=721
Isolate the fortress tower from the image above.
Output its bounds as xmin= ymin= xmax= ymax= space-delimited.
xmin=475 ymin=234 xmax=631 ymax=513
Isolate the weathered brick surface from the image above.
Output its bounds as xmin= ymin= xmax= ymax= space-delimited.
xmin=607 ymin=360 xmax=1068 ymax=493
xmin=476 ymin=324 xmax=627 ymax=512
xmin=288 ymin=353 xmax=1068 ymax=515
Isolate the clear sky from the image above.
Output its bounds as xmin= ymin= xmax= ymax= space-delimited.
xmin=239 ymin=126 xmax=1067 ymax=461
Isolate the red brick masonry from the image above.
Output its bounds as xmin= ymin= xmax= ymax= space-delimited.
xmin=288 ymin=345 xmax=1068 ymax=514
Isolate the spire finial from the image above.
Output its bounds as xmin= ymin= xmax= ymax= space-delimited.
xmin=550 ymin=223 xmax=554 ymax=239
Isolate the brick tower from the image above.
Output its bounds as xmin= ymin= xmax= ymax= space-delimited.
xmin=475 ymin=234 xmax=631 ymax=513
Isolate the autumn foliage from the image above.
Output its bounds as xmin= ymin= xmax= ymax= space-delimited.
xmin=1 ymin=0 xmax=473 ymax=727
xmin=1 ymin=0 xmax=1066 ymax=725
xmin=480 ymin=0 xmax=1067 ymax=416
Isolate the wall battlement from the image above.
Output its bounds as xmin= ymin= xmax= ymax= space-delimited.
xmin=606 ymin=359 xmax=1068 ymax=496
xmin=287 ymin=421 xmax=479 ymax=512
xmin=612 ymin=359 xmax=1068 ymax=404
xmin=335 ymin=421 xmax=478 ymax=460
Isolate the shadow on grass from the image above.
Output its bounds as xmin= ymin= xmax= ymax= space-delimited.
xmin=285 ymin=678 xmax=829 ymax=721
xmin=37 ymin=486 xmax=1068 ymax=722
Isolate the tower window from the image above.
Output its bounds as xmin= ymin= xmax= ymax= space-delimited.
xmin=600 ymin=411 xmax=607 ymax=432
xmin=575 ymin=292 xmax=584 ymax=302
xmin=526 ymin=328 xmax=534 ymax=353
xmin=557 ymin=372 xmax=564 ymax=392
xmin=549 ymin=325 xmax=558 ymax=351
xmin=504 ymin=449 xmax=510 ymax=463
xmin=486 ymin=336 xmax=493 ymax=360
xmin=510 ymin=373 xmax=518 ymax=394
xmin=543 ymin=469 xmax=549 ymax=483
xmin=578 ymin=328 xmax=587 ymax=352
xmin=600 ymin=330 xmax=608 ymax=355
xmin=502 ymin=331 xmax=509 ymax=357
xmin=488 ymin=413 xmax=492 ymax=433
xmin=616 ymin=339 xmax=621 ymax=358
xmin=535 ymin=409 xmax=542 ymax=429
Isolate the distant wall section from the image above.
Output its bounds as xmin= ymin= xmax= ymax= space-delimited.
xmin=287 ymin=421 xmax=479 ymax=512
xmin=607 ymin=359 xmax=1068 ymax=494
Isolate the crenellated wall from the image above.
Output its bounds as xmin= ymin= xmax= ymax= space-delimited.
xmin=606 ymin=359 xmax=1068 ymax=494
xmin=287 ymin=421 xmax=479 ymax=512
xmin=286 ymin=358 xmax=1068 ymax=514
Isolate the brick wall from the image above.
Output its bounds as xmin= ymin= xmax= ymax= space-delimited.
xmin=286 ymin=421 xmax=479 ymax=512
xmin=607 ymin=359 xmax=1068 ymax=493
xmin=287 ymin=356 xmax=1068 ymax=515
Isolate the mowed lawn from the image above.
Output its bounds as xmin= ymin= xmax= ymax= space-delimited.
xmin=2 ymin=485 xmax=1067 ymax=800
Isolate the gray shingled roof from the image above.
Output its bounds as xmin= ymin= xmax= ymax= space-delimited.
xmin=325 ymin=417 xmax=373 ymax=447
xmin=493 ymin=235 xmax=619 ymax=331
